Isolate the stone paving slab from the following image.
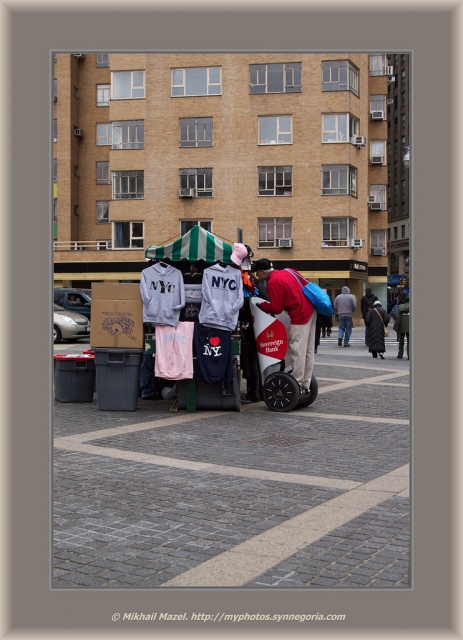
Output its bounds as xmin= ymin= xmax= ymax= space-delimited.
xmin=312 ymin=385 xmax=409 ymax=420
xmin=244 ymin=496 xmax=410 ymax=588
xmin=313 ymin=364 xmax=405 ymax=381
xmin=53 ymin=397 xmax=177 ymax=437
xmin=53 ymin=450 xmax=344 ymax=588
xmin=86 ymin=411 xmax=409 ymax=483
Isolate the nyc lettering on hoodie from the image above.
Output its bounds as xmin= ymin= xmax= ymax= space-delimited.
xmin=140 ymin=263 xmax=185 ymax=327
xmin=199 ymin=264 xmax=244 ymax=332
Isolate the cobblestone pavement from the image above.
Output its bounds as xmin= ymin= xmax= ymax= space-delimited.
xmin=53 ymin=334 xmax=410 ymax=589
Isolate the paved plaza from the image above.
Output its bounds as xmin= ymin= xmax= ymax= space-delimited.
xmin=53 ymin=328 xmax=410 ymax=589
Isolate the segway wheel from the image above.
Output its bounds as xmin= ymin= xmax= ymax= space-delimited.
xmin=299 ymin=374 xmax=318 ymax=408
xmin=263 ymin=372 xmax=300 ymax=412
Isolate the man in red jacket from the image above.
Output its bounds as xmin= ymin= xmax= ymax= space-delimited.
xmin=252 ymin=258 xmax=316 ymax=396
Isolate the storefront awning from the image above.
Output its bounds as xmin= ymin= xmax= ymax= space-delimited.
xmin=145 ymin=225 xmax=234 ymax=264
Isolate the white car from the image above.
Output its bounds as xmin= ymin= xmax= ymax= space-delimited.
xmin=54 ymin=303 xmax=90 ymax=344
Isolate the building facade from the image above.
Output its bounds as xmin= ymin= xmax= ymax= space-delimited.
xmin=386 ymin=53 xmax=410 ymax=300
xmin=53 ymin=53 xmax=392 ymax=314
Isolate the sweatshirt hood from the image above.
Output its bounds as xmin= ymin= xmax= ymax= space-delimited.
xmin=152 ymin=262 xmax=175 ymax=276
xmin=342 ymin=286 xmax=350 ymax=294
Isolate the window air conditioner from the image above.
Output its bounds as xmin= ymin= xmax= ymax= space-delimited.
xmin=387 ymin=98 xmax=394 ymax=105
xmin=371 ymin=156 xmax=383 ymax=165
xmin=74 ymin=53 xmax=85 ymax=60
xmin=386 ymin=65 xmax=394 ymax=76
xmin=370 ymin=111 xmax=385 ymax=120
xmin=370 ymin=202 xmax=382 ymax=211
xmin=73 ymin=129 xmax=84 ymax=137
xmin=371 ymin=248 xmax=385 ymax=256
xmin=179 ymin=188 xmax=195 ymax=198
xmin=367 ymin=195 xmax=376 ymax=204
xmin=388 ymin=76 xmax=396 ymax=84
xmin=352 ymin=239 xmax=365 ymax=248
xmin=277 ymin=238 xmax=293 ymax=249
xmin=350 ymin=136 xmax=366 ymax=147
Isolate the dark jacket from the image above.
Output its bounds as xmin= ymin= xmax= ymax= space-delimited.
xmin=393 ymin=302 xmax=410 ymax=334
xmin=365 ymin=304 xmax=390 ymax=353
xmin=360 ymin=292 xmax=379 ymax=318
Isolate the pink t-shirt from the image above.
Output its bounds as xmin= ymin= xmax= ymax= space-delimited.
xmin=154 ymin=322 xmax=194 ymax=380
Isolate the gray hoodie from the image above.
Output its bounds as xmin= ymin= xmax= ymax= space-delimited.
xmin=334 ymin=286 xmax=357 ymax=316
xmin=140 ymin=263 xmax=185 ymax=326
xmin=199 ymin=263 xmax=244 ymax=331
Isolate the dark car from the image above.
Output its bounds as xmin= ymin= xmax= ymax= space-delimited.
xmin=54 ymin=288 xmax=92 ymax=319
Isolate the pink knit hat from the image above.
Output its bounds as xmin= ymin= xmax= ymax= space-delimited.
xmin=230 ymin=243 xmax=249 ymax=266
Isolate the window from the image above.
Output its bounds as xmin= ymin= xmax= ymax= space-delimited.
xmin=369 ymin=54 xmax=387 ymax=76
xmin=53 ymin=199 xmax=57 ymax=222
xmin=249 ymin=62 xmax=301 ymax=94
xmin=258 ymin=116 xmax=292 ymax=145
xmin=53 ymin=158 xmax=57 ymax=182
xmin=111 ymin=71 xmax=145 ymax=99
xmin=179 ymin=118 xmax=213 ymax=147
xmin=180 ymin=168 xmax=213 ymax=197
xmin=370 ymin=94 xmax=386 ymax=113
xmin=96 ymin=201 xmax=109 ymax=224
xmin=258 ymin=218 xmax=292 ymax=248
xmin=401 ymin=225 xmax=406 ymax=239
xmin=322 ymin=165 xmax=357 ymax=197
xmin=172 ymin=67 xmax=221 ymax=97
xmin=113 ymin=222 xmax=144 ymax=249
xmin=53 ymin=119 xmax=57 ymax=142
xmin=96 ymin=53 xmax=109 ymax=68
xmin=322 ymin=217 xmax=357 ymax=247
xmin=401 ymin=91 xmax=406 ymax=107
xmin=322 ymin=61 xmax=359 ymax=96
xmin=96 ymin=84 xmax=110 ymax=106
xmin=370 ymin=185 xmax=387 ymax=209
xmin=54 ymin=79 xmax=57 ymax=102
xmin=96 ymin=123 xmax=112 ymax=146
xmin=388 ymin=228 xmax=391 ymax=242
xmin=112 ymin=170 xmax=144 ymax=200
xmin=74 ymin=205 xmax=79 ymax=217
xmin=371 ymin=230 xmax=386 ymax=255
xmin=401 ymin=69 xmax=406 ymax=84
xmin=74 ymin=165 xmax=79 ymax=177
xmin=96 ymin=162 xmax=110 ymax=184
xmin=370 ymin=140 xmax=386 ymax=165
xmin=322 ymin=113 xmax=359 ymax=143
xmin=112 ymin=121 xmax=144 ymax=150
xmin=393 ymin=226 xmax=398 ymax=239
xmin=401 ymin=113 xmax=406 ymax=129
xmin=258 ymin=166 xmax=292 ymax=196
xmin=181 ymin=220 xmax=212 ymax=236
xmin=402 ymin=179 xmax=406 ymax=194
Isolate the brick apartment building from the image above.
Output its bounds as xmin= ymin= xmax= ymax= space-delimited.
xmin=386 ymin=53 xmax=410 ymax=299
xmin=53 ymin=52 xmax=392 ymax=309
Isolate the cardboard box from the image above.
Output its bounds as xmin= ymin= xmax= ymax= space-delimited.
xmin=90 ymin=283 xmax=144 ymax=349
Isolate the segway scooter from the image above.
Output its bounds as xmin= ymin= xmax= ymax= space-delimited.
xmin=250 ymin=298 xmax=318 ymax=413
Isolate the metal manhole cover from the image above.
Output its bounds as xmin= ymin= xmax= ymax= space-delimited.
xmin=246 ymin=434 xmax=314 ymax=447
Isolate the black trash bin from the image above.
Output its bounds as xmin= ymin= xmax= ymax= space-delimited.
xmin=54 ymin=353 xmax=96 ymax=403
xmin=94 ymin=348 xmax=143 ymax=411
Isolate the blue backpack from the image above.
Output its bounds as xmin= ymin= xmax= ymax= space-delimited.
xmin=285 ymin=269 xmax=334 ymax=317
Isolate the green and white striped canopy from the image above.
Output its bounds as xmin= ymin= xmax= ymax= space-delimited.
xmin=145 ymin=225 xmax=234 ymax=264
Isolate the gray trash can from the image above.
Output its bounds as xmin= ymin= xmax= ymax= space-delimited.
xmin=94 ymin=348 xmax=143 ymax=411
xmin=54 ymin=353 xmax=95 ymax=403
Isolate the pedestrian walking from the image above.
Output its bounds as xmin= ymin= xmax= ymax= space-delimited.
xmin=252 ymin=258 xmax=316 ymax=397
xmin=334 ymin=286 xmax=357 ymax=347
xmin=315 ymin=294 xmax=333 ymax=353
xmin=365 ymin=300 xmax=390 ymax=359
xmin=390 ymin=291 xmax=406 ymax=341
xmin=393 ymin=294 xmax=410 ymax=360
xmin=360 ymin=287 xmax=378 ymax=346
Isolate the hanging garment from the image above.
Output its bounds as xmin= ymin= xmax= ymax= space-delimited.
xmin=198 ymin=263 xmax=244 ymax=332
xmin=140 ymin=263 xmax=185 ymax=327
xmin=193 ymin=324 xmax=233 ymax=384
xmin=154 ymin=322 xmax=194 ymax=380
